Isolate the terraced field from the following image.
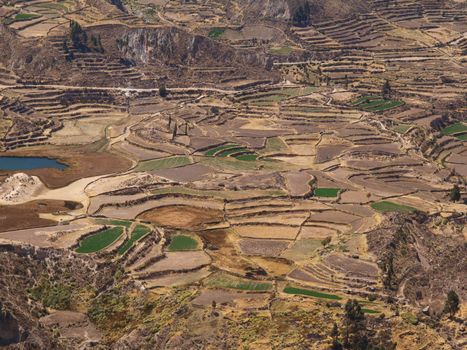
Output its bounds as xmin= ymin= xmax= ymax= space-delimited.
xmin=0 ymin=0 xmax=465 ymax=348
xmin=75 ymin=227 xmax=124 ymax=254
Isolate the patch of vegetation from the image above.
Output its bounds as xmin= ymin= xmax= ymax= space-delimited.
xmin=167 ymin=234 xmax=199 ymax=251
xmin=29 ymin=278 xmax=72 ymax=310
xmin=401 ymin=312 xmax=418 ymax=325
xmin=261 ymin=137 xmax=288 ymax=154
xmin=70 ymin=20 xmax=89 ymax=52
xmin=370 ymin=201 xmax=417 ymax=213
xmin=444 ymin=290 xmax=460 ymax=318
xmin=206 ymin=274 xmax=272 ymax=291
xmin=118 ymin=224 xmax=151 ymax=255
xmin=204 ymin=143 xmax=239 ymax=156
xmin=217 ymin=146 xmax=249 ymax=157
xmin=235 ymin=153 xmax=258 ymax=161
xmin=204 ymin=144 xmax=259 ymax=161
xmin=352 ymin=95 xmax=404 ymax=112
xmin=284 ymin=286 xmax=342 ymax=300
xmin=76 ymin=227 xmax=123 ymax=253
xmin=135 ymin=156 xmax=192 ymax=171
xmin=292 ymin=1 xmax=311 ymax=27
xmin=314 ymin=188 xmax=340 ymax=197
xmin=3 ymin=12 xmax=41 ymax=24
xmin=361 ymin=308 xmax=380 ymax=314
xmin=392 ymin=124 xmax=412 ymax=134
xmin=208 ymin=27 xmax=225 ymax=38
xmin=441 ymin=122 xmax=467 ymax=141
xmin=159 ymin=84 xmax=168 ymax=98
xmin=270 ymin=46 xmax=294 ymax=55
xmin=88 ymin=287 xmax=196 ymax=336
xmin=88 ymin=290 xmax=132 ymax=330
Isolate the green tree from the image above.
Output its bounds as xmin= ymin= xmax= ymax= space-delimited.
xmin=449 ymin=184 xmax=461 ymax=202
xmin=159 ymin=85 xmax=168 ymax=98
xmin=292 ymin=1 xmax=311 ymax=27
xmin=343 ymin=300 xmax=366 ymax=349
xmin=382 ymin=79 xmax=392 ymax=99
xmin=444 ymin=290 xmax=460 ymax=318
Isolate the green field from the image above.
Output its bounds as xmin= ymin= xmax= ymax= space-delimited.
xmin=204 ymin=144 xmax=239 ymax=156
xmin=351 ymin=95 xmax=381 ymax=105
xmin=283 ymin=286 xmax=342 ymax=300
xmin=362 ymin=308 xmax=380 ymax=314
xmin=204 ymin=144 xmax=259 ymax=161
xmin=392 ymin=124 xmax=412 ymax=134
xmin=117 ymin=224 xmax=151 ymax=255
xmin=135 ymin=156 xmax=192 ymax=171
xmin=261 ymin=137 xmax=288 ymax=154
xmin=217 ymin=147 xmax=248 ymax=157
xmin=206 ymin=275 xmax=272 ymax=291
xmin=442 ymin=123 xmax=467 ymax=141
xmin=235 ymin=153 xmax=258 ymax=161
xmin=371 ymin=201 xmax=417 ymax=213
xmin=76 ymin=227 xmax=123 ymax=254
xmin=208 ymin=28 xmax=225 ymax=38
xmin=3 ymin=13 xmax=41 ymax=24
xmin=314 ymin=188 xmax=340 ymax=197
xmin=352 ymin=95 xmax=404 ymax=112
xmin=270 ymin=46 xmax=294 ymax=55
xmin=167 ymin=235 xmax=199 ymax=251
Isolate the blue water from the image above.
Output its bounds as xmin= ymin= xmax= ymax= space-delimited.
xmin=0 ymin=157 xmax=68 ymax=171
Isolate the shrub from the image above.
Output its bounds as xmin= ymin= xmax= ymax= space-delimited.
xmin=159 ymin=85 xmax=168 ymax=98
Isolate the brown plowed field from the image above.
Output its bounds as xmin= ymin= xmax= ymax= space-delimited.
xmin=138 ymin=205 xmax=225 ymax=229
xmin=0 ymin=200 xmax=82 ymax=232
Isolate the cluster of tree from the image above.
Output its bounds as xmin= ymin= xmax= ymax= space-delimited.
xmin=449 ymin=184 xmax=461 ymax=202
xmin=382 ymin=79 xmax=392 ymax=99
xmin=292 ymin=1 xmax=312 ymax=27
xmin=444 ymin=290 xmax=460 ymax=318
xmin=70 ymin=20 xmax=88 ymax=53
xmin=66 ymin=20 xmax=104 ymax=56
xmin=62 ymin=41 xmax=74 ymax=62
xmin=330 ymin=300 xmax=396 ymax=350
xmin=159 ymin=85 xmax=168 ymax=98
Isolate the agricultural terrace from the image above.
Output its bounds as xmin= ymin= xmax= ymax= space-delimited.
xmin=371 ymin=201 xmax=417 ymax=214
xmin=75 ymin=227 xmax=124 ymax=254
xmin=208 ymin=28 xmax=225 ymax=38
xmin=351 ymin=95 xmax=404 ymax=112
xmin=205 ymin=274 xmax=273 ymax=291
xmin=117 ymin=224 xmax=151 ymax=255
xmin=283 ymin=286 xmax=342 ymax=300
xmin=314 ymin=188 xmax=340 ymax=197
xmin=167 ymin=234 xmax=199 ymax=251
xmin=442 ymin=123 xmax=467 ymax=141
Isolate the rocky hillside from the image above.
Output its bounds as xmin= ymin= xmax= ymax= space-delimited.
xmin=368 ymin=213 xmax=466 ymax=315
xmin=0 ymin=244 xmax=115 ymax=348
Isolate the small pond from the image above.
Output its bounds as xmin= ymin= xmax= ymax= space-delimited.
xmin=0 ymin=157 xmax=68 ymax=171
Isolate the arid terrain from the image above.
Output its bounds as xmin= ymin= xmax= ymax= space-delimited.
xmin=0 ymin=0 xmax=465 ymax=349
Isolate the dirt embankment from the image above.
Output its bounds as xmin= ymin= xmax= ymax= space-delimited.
xmin=0 ymin=199 xmax=82 ymax=232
